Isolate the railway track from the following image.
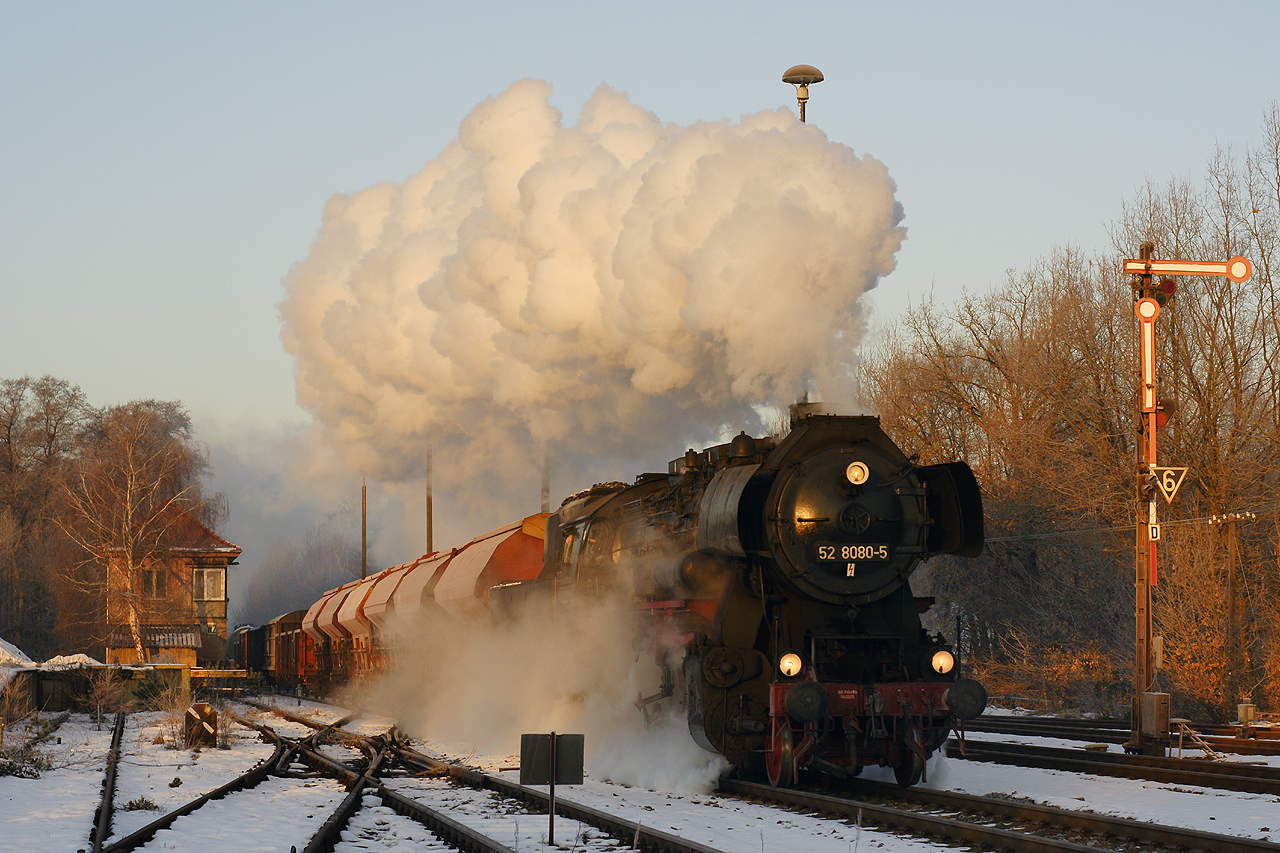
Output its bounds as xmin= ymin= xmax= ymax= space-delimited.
xmin=719 ymin=774 xmax=1280 ymax=853
xmin=967 ymin=714 xmax=1280 ymax=755
xmin=84 ymin=700 xmax=1280 ymax=853
xmin=952 ymin=736 xmax=1280 ymax=795
xmin=93 ymin=704 xmax=728 ymax=853
xmin=90 ymin=711 xmax=126 ymax=853
xmin=298 ymin=706 xmax=1280 ymax=853
xmin=966 ymin=715 xmax=1130 ymax=742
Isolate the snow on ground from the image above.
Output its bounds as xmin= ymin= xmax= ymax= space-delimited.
xmin=0 ymin=713 xmax=116 ymax=852
xmin=109 ymin=710 xmax=280 ymax=841
xmin=137 ymin=775 xmax=349 ymax=852
xmin=4 ymin=699 xmax=1280 ymax=853
xmin=391 ymin=773 xmax=948 ymax=853
xmin=335 ymin=791 xmax=452 ymax=852
xmin=919 ymin=751 xmax=1280 ymax=842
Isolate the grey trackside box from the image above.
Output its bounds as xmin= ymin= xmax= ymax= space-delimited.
xmin=1140 ymin=692 xmax=1170 ymax=737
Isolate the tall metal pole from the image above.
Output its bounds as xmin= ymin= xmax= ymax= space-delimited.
xmin=361 ymin=477 xmax=367 ymax=579
xmin=426 ymin=449 xmax=434 ymax=554
xmin=1132 ymin=242 xmax=1158 ymax=752
xmin=541 ymin=454 xmax=550 ymax=514
xmin=548 ymin=731 xmax=557 ymax=845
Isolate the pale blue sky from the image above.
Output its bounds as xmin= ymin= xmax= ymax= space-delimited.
xmin=4 ymin=2 xmax=1279 ymax=581
xmin=5 ymin=2 xmax=1277 ymax=428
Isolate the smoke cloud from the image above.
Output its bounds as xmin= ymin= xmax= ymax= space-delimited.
xmin=364 ymin=596 xmax=729 ymax=793
xmin=281 ymin=79 xmax=904 ymax=517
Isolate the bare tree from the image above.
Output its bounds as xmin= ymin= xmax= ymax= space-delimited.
xmin=232 ymin=521 xmax=361 ymax=628
xmin=0 ymin=376 xmax=89 ymax=656
xmin=860 ymin=247 xmax=1135 ymax=666
xmin=1108 ymin=116 xmax=1280 ymax=713
xmin=861 ymin=104 xmax=1280 ymax=717
xmin=56 ymin=401 xmax=220 ymax=663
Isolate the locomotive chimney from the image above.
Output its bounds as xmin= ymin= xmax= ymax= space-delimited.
xmin=541 ymin=455 xmax=550 ymax=514
xmin=789 ymin=399 xmax=823 ymax=428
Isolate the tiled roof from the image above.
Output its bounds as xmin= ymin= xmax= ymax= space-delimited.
xmin=159 ymin=505 xmax=241 ymax=554
xmin=100 ymin=505 xmax=242 ymax=557
xmin=106 ymin=625 xmax=202 ymax=649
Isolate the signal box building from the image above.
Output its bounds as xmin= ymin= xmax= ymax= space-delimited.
xmin=103 ymin=508 xmax=241 ymax=667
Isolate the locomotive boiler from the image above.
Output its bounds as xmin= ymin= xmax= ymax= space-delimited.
xmin=252 ymin=406 xmax=986 ymax=788
xmin=496 ymin=406 xmax=988 ymax=787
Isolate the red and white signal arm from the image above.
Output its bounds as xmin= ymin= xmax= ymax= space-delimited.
xmin=1135 ymin=298 xmax=1159 ymax=412
xmin=1122 ymin=255 xmax=1253 ymax=283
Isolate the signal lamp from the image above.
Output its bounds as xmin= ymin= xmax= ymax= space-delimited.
xmin=778 ymin=652 xmax=803 ymax=677
xmin=930 ymin=649 xmax=956 ymax=675
xmin=1154 ymin=277 xmax=1176 ymax=306
xmin=1155 ymin=398 xmax=1178 ymax=429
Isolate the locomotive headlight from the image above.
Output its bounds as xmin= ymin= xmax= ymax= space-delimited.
xmin=778 ymin=652 xmax=803 ymax=677
xmin=930 ymin=649 xmax=956 ymax=675
xmin=845 ymin=461 xmax=870 ymax=485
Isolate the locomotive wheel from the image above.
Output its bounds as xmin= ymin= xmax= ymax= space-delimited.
xmin=766 ymin=725 xmax=795 ymax=788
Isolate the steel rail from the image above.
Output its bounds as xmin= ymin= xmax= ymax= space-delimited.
xmin=96 ymin=711 xmax=370 ymax=853
xmin=100 ymin=737 xmax=288 ymax=853
xmin=390 ymin=740 xmax=729 ymax=853
xmin=301 ymin=742 xmax=392 ymax=853
xmin=843 ymin=775 xmax=1280 ymax=853
xmin=954 ymin=738 xmax=1280 ymax=795
xmin=960 ymin=737 xmax=1280 ymax=780
xmin=720 ymin=777 xmax=1101 ymax=853
xmin=974 ymin=716 xmax=1128 ymax=730
xmin=90 ymin=711 xmax=126 ymax=853
xmin=975 ymin=715 xmax=1280 ymax=741
xmin=287 ymin=732 xmax=521 ymax=853
xmin=967 ymin=717 xmax=1130 ymax=743
xmin=242 ymin=697 xmax=357 ymax=733
xmin=376 ymin=785 xmax=519 ymax=853
xmin=968 ymin=716 xmax=1280 ymax=755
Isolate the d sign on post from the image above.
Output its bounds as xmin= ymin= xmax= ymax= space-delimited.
xmin=520 ymin=732 xmax=584 ymax=845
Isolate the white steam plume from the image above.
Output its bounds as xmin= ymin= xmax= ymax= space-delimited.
xmin=365 ymin=597 xmax=729 ymax=793
xmin=281 ymin=79 xmax=904 ymax=514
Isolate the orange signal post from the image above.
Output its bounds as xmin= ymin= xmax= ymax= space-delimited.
xmin=1123 ymin=244 xmax=1253 ymax=755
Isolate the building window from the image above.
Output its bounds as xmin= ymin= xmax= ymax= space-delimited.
xmin=141 ymin=567 xmax=167 ymax=598
xmin=194 ymin=567 xmax=224 ymax=601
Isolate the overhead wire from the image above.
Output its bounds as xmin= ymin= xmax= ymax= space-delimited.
xmin=982 ymin=502 xmax=1276 ymax=545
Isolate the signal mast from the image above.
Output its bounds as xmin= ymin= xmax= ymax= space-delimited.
xmin=1122 ymin=242 xmax=1252 ymax=754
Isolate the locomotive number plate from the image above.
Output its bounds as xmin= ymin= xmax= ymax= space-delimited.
xmin=816 ymin=543 xmax=889 ymax=562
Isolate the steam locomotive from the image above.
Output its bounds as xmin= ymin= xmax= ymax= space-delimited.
xmin=233 ymin=407 xmax=986 ymax=787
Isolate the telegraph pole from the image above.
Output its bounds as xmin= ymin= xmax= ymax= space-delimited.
xmin=361 ymin=477 xmax=367 ymax=579
xmin=426 ymin=449 xmax=434 ymax=554
xmin=1122 ymin=245 xmax=1252 ymax=753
